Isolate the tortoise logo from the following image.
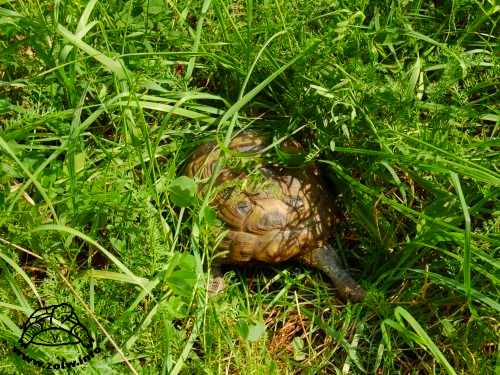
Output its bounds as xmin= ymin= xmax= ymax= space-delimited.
xmin=19 ymin=303 xmax=93 ymax=349
xmin=14 ymin=303 xmax=102 ymax=369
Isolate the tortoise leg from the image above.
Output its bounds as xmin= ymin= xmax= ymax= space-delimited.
xmin=207 ymin=262 xmax=225 ymax=296
xmin=299 ymin=245 xmax=365 ymax=302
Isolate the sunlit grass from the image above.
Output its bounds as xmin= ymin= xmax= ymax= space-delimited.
xmin=0 ymin=0 xmax=498 ymax=373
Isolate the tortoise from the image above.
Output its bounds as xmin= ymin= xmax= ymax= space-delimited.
xmin=185 ymin=131 xmax=365 ymax=302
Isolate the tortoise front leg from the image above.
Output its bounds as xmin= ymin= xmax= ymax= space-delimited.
xmin=299 ymin=245 xmax=365 ymax=302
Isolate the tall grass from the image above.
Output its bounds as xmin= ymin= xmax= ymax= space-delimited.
xmin=0 ymin=0 xmax=498 ymax=373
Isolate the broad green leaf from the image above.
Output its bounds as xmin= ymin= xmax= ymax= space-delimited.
xmin=237 ymin=319 xmax=266 ymax=342
xmin=292 ymin=337 xmax=306 ymax=361
xmin=168 ymin=176 xmax=198 ymax=208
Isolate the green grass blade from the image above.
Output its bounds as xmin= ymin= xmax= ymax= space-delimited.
xmin=185 ymin=0 xmax=212 ymax=80
xmin=76 ymin=0 xmax=99 ymax=33
xmin=0 ymin=135 xmax=58 ymax=221
xmin=412 ymin=270 xmax=500 ymax=312
xmin=57 ymin=24 xmax=128 ymax=80
xmin=218 ymin=39 xmax=319 ymax=132
xmin=31 ymin=224 xmax=149 ymax=292
xmin=387 ymin=307 xmax=457 ymax=375
xmin=450 ymin=172 xmax=472 ymax=303
xmin=86 ymin=270 xmax=150 ymax=287
xmin=0 ymin=249 xmax=42 ymax=305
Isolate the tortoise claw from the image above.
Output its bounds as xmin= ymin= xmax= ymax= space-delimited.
xmin=207 ymin=263 xmax=225 ymax=296
xmin=299 ymin=245 xmax=365 ymax=302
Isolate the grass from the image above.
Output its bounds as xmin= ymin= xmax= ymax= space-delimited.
xmin=0 ymin=0 xmax=499 ymax=373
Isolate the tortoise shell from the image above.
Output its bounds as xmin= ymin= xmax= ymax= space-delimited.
xmin=185 ymin=132 xmax=336 ymax=264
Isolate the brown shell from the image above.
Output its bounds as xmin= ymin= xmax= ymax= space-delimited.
xmin=185 ymin=132 xmax=335 ymax=264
